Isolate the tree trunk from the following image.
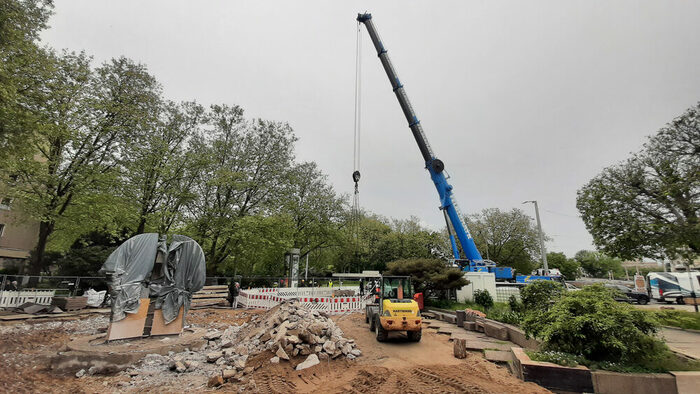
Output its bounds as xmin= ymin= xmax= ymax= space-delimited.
xmin=136 ymin=217 xmax=147 ymax=235
xmin=30 ymin=221 xmax=54 ymax=275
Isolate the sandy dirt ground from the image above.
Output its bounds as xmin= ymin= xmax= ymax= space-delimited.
xmin=0 ymin=309 xmax=549 ymax=393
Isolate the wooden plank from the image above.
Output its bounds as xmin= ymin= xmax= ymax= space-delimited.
xmin=106 ymin=298 xmax=150 ymax=341
xmin=150 ymin=306 xmax=184 ymax=336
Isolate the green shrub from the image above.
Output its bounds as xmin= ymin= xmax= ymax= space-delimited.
xmin=473 ymin=289 xmax=494 ymax=310
xmin=508 ymin=294 xmax=524 ymax=314
xmin=526 ymin=350 xmax=584 ymax=367
xmin=520 ymin=280 xmax=564 ymax=311
xmin=488 ymin=304 xmax=523 ymax=325
xmin=522 ymin=284 xmax=662 ymax=365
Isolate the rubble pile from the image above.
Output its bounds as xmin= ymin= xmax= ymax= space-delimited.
xmin=123 ymin=300 xmax=361 ymax=387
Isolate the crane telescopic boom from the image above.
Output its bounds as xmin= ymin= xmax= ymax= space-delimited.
xmin=356 ymin=13 xmax=483 ymax=263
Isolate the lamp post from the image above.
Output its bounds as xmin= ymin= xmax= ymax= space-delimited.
xmin=523 ymin=200 xmax=548 ymax=273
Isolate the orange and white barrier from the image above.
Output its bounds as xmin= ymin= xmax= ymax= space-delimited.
xmin=236 ymin=287 xmax=372 ymax=314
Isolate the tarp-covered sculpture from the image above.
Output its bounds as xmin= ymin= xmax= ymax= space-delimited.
xmin=100 ymin=233 xmax=206 ymax=326
xmin=99 ymin=233 xmax=160 ymax=321
xmin=153 ymin=235 xmax=206 ymax=324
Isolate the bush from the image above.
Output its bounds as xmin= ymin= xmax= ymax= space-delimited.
xmin=488 ymin=306 xmax=523 ymax=325
xmin=523 ymin=284 xmax=663 ymax=365
xmin=508 ymin=294 xmax=524 ymax=314
xmin=473 ymin=289 xmax=494 ymax=310
xmin=527 ymin=350 xmax=585 ymax=367
xmin=520 ymin=280 xmax=564 ymax=310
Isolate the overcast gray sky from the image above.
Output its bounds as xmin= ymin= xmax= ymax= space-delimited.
xmin=41 ymin=1 xmax=700 ymax=257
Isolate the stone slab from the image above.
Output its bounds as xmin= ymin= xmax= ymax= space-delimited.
xmin=592 ymin=371 xmax=676 ymax=394
xmin=464 ymin=340 xmax=512 ymax=351
xmin=512 ymin=347 xmax=594 ymax=393
xmin=484 ymin=350 xmax=513 ymax=363
xmin=670 ymin=371 xmax=700 ymax=394
xmin=483 ymin=321 xmax=509 ymax=341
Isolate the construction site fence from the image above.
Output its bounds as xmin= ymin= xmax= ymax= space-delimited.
xmin=237 ymin=286 xmax=372 ymax=314
xmin=494 ymin=285 xmax=522 ymax=303
xmin=0 ymin=274 xmax=358 ymax=309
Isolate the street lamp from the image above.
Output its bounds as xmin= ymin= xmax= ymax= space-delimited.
xmin=523 ymin=200 xmax=548 ymax=273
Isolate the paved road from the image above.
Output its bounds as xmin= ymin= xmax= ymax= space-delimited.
xmin=661 ymin=327 xmax=700 ymax=359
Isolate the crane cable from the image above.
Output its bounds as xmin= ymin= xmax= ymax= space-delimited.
xmin=351 ymin=21 xmax=362 ymax=266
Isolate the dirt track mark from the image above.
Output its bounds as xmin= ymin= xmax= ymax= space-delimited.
xmin=257 ymin=372 xmax=296 ymax=394
xmin=413 ymin=366 xmax=488 ymax=394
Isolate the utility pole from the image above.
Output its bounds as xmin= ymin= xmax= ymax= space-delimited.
xmin=523 ymin=200 xmax=548 ymax=273
xmin=688 ymin=261 xmax=698 ymax=313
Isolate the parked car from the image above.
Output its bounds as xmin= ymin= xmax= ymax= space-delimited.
xmin=604 ymin=284 xmax=649 ymax=305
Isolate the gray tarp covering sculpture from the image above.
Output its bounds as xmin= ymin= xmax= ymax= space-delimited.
xmin=99 ymin=233 xmax=159 ymax=321
xmin=154 ymin=234 xmax=206 ymax=324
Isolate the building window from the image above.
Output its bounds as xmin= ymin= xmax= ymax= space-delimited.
xmin=0 ymin=223 xmax=5 ymax=237
xmin=0 ymin=197 xmax=11 ymax=210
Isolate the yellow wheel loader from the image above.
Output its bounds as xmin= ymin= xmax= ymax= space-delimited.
xmin=365 ymin=276 xmax=422 ymax=342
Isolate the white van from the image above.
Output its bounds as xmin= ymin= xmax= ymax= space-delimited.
xmin=647 ymin=272 xmax=700 ymax=304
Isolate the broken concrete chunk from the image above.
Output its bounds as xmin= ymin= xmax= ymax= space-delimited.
xmin=75 ymin=369 xmax=86 ymax=378
xmin=276 ymin=346 xmax=290 ymax=361
xmin=295 ymin=354 xmax=320 ymax=371
xmin=235 ymin=345 xmax=249 ymax=355
xmin=207 ymin=351 xmax=223 ymax=363
xmin=270 ymin=356 xmax=280 ymax=364
xmin=208 ymin=374 xmax=224 ymax=387
xmin=322 ymin=341 xmax=336 ymax=354
xmin=350 ymin=349 xmax=362 ymax=357
xmin=204 ymin=330 xmax=222 ymax=341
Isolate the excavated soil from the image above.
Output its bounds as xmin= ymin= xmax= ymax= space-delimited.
xmin=0 ymin=309 xmax=548 ymax=393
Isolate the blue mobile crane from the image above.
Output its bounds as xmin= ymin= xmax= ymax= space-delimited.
xmin=356 ymin=13 xmax=514 ymax=281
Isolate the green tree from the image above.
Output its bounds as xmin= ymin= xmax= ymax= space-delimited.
xmin=0 ymin=0 xmax=53 ymax=152
xmin=577 ymin=103 xmax=699 ymax=262
xmin=2 ymin=54 xmax=160 ymax=273
xmin=385 ymin=258 xmax=468 ymax=298
xmin=122 ymin=100 xmax=205 ymax=234
xmin=332 ymin=212 xmax=391 ymax=273
xmin=186 ymin=105 xmax=297 ymax=272
xmin=545 ymin=252 xmax=580 ymax=279
xmin=371 ymin=217 xmax=443 ymax=270
xmin=467 ymin=208 xmax=544 ymax=274
xmin=54 ymin=229 xmax=130 ymax=276
xmin=574 ymin=250 xmax=624 ymax=278
xmin=215 ymin=214 xmax=294 ymax=276
xmin=281 ymin=161 xmax=346 ymax=260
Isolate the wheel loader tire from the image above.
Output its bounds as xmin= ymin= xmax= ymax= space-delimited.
xmin=375 ymin=318 xmax=388 ymax=342
xmin=407 ymin=330 xmax=422 ymax=342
